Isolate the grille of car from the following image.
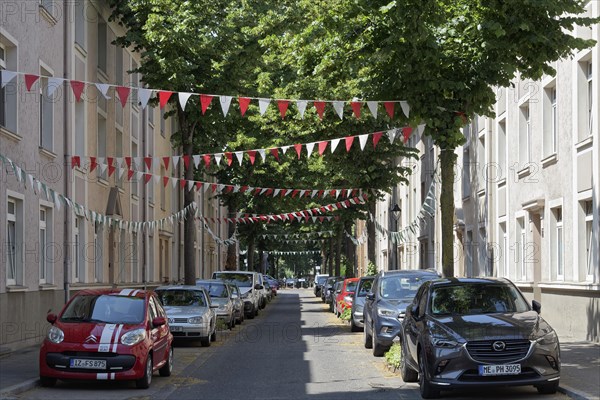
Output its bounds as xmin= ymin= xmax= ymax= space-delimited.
xmin=466 ymin=339 xmax=531 ymax=363
xmin=173 ymin=318 xmax=189 ymax=323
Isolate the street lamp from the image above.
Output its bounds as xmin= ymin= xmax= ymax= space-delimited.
xmin=391 ymin=203 xmax=401 ymax=220
xmin=390 ymin=203 xmax=401 ymax=271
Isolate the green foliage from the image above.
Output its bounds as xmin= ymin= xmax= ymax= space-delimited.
xmin=339 ymin=307 xmax=352 ymax=321
xmin=366 ymin=261 xmax=378 ymax=277
xmin=385 ymin=343 xmax=402 ymax=372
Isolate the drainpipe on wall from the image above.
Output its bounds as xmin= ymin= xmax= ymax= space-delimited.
xmin=142 ymin=107 xmax=147 ymax=290
xmin=63 ymin=0 xmax=72 ymax=304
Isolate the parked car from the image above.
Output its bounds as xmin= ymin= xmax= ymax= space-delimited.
xmin=334 ymin=278 xmax=359 ymax=317
xmin=401 ymin=277 xmax=560 ymax=399
xmin=263 ymin=280 xmax=273 ymax=303
xmin=39 ymin=288 xmax=173 ymax=389
xmin=285 ymin=278 xmax=296 ymax=288
xmin=314 ymin=274 xmax=329 ymax=297
xmin=224 ymin=282 xmax=245 ymax=326
xmin=195 ymin=280 xmax=235 ymax=330
xmin=363 ymin=269 xmax=440 ymax=356
xmin=257 ymin=274 xmax=269 ymax=308
xmin=321 ymin=276 xmax=341 ymax=303
xmin=264 ymin=275 xmax=279 ymax=296
xmin=212 ymin=271 xmax=262 ymax=319
xmin=350 ymin=276 xmax=374 ymax=332
xmin=330 ymin=281 xmax=344 ymax=312
xmin=155 ymin=286 xmax=217 ymax=346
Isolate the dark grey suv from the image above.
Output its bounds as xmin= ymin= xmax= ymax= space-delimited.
xmin=401 ymin=277 xmax=560 ymax=399
xmin=350 ymin=276 xmax=374 ymax=332
xmin=363 ymin=269 xmax=440 ymax=356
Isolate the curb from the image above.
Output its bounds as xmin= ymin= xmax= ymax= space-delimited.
xmin=558 ymin=384 xmax=598 ymax=400
xmin=0 ymin=378 xmax=39 ymax=399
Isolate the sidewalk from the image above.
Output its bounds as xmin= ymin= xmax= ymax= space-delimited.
xmin=1 ymin=340 xmax=598 ymax=399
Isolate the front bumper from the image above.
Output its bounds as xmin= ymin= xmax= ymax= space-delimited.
xmin=373 ymin=316 xmax=402 ymax=347
xmin=170 ymin=323 xmax=211 ymax=338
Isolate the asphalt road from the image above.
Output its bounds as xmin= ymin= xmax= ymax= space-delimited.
xmin=16 ymin=289 xmax=571 ymax=400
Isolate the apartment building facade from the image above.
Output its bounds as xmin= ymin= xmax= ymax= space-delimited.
xmin=0 ymin=0 xmax=228 ymax=353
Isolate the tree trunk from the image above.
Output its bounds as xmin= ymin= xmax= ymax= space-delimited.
xmin=367 ymin=200 xmax=376 ymax=266
xmin=335 ymin=226 xmax=342 ymax=277
xmin=180 ymin=111 xmax=196 ymax=285
xmin=440 ymin=148 xmax=457 ymax=278
xmin=247 ymin=235 xmax=255 ymax=271
xmin=224 ymin=209 xmax=237 ymax=270
xmin=329 ymin=238 xmax=334 ymax=275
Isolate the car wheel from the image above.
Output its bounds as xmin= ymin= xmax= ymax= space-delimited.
xmin=247 ymin=306 xmax=255 ymax=319
xmin=536 ymin=381 xmax=559 ymax=394
xmin=364 ymin=322 xmax=373 ymax=349
xmin=400 ymin=341 xmax=418 ymax=382
xmin=350 ymin=316 xmax=361 ymax=332
xmin=229 ymin=316 xmax=235 ymax=330
xmin=40 ymin=376 xmax=57 ymax=387
xmin=418 ymin=350 xmax=440 ymax=399
xmin=159 ymin=347 xmax=173 ymax=377
xmin=255 ymin=305 xmax=259 ymax=316
xmin=210 ymin=326 xmax=217 ymax=342
xmin=135 ymin=354 xmax=153 ymax=389
xmin=372 ymin=329 xmax=388 ymax=357
xmin=200 ymin=335 xmax=211 ymax=347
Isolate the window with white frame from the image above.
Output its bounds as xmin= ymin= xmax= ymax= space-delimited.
xmin=463 ymin=146 xmax=471 ymax=198
xmin=73 ymin=215 xmax=86 ymax=283
xmin=551 ymin=207 xmax=564 ymax=280
xmin=97 ymin=98 xmax=107 ymax=181
xmin=39 ymin=0 xmax=54 ymax=16
xmin=0 ymin=43 xmax=6 ymax=130
xmin=499 ymin=222 xmax=508 ymax=278
xmin=40 ymin=66 xmax=54 ymax=151
xmin=0 ymin=38 xmax=17 ymax=133
xmin=131 ymin=141 xmax=139 ymax=197
xmin=543 ymin=85 xmax=558 ymax=157
xmin=160 ymin=108 xmax=166 ymax=138
xmin=131 ymin=60 xmax=139 ymax=108
xmin=160 ymin=166 xmax=166 ymax=210
xmin=116 ymin=128 xmax=123 ymax=188
xmin=587 ymin=62 xmax=593 ymax=137
xmin=466 ymin=230 xmax=473 ymax=277
xmin=515 ymin=217 xmax=526 ymax=281
xmin=132 ymin=231 xmax=138 ymax=282
xmin=94 ymin=222 xmax=103 ymax=282
xmin=578 ymin=59 xmax=594 ymax=141
xmin=97 ymin=18 xmax=107 ymax=73
xmin=519 ymin=103 xmax=531 ymax=166
xmin=583 ymin=200 xmax=594 ymax=281
xmin=39 ymin=206 xmax=53 ymax=284
xmin=6 ymin=197 xmax=23 ymax=285
xmin=74 ymin=0 xmax=86 ymax=49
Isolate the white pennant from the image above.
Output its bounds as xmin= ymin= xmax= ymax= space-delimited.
xmin=281 ymin=145 xmax=290 ymax=155
xmin=1 ymin=70 xmax=18 ymax=88
xmin=418 ymin=123 xmax=426 ymax=137
xmin=179 ymin=92 xmax=193 ymax=110
xmin=235 ymin=151 xmax=244 ymax=165
xmin=137 ymin=88 xmax=153 ymax=109
xmin=273 ymin=189 xmax=281 ymax=197
xmin=400 ymin=101 xmax=410 ymax=118
xmin=330 ymin=138 xmax=341 ymax=153
xmin=359 ymin=134 xmax=369 ymax=150
xmin=306 ymin=142 xmax=315 ymax=158
xmin=188 ymin=180 xmax=194 ymax=192
xmin=193 ymin=155 xmax=201 ymax=168
xmin=332 ymin=101 xmax=345 ymax=120
xmin=27 ymin=173 xmax=34 ymax=189
xmin=153 ymin=174 xmax=160 ymax=184
xmin=260 ymin=188 xmax=268 ymax=195
xmin=387 ymin=129 xmax=397 ymax=143
xmin=220 ymin=96 xmax=232 ymax=117
xmin=311 ymin=190 xmax=318 ymax=198
xmin=171 ymin=177 xmax=178 ymax=188
xmin=367 ymin=101 xmax=378 ymax=119
xmin=299 ymin=190 xmax=306 ymax=197
xmin=296 ymin=100 xmax=308 ymax=119
xmin=118 ymin=167 xmax=125 ymax=180
xmin=203 ymin=182 xmax=211 ymax=192
xmin=217 ymin=184 xmax=225 ymax=193
xmin=99 ymin=163 xmax=108 ymax=174
xmin=214 ymin=153 xmax=223 ymax=166
xmin=47 ymin=77 xmax=63 ymax=98
xmin=136 ymin=171 xmax=144 ymax=182
xmin=258 ymin=149 xmax=267 ymax=162
xmin=53 ymin=191 xmax=61 ymax=211
xmin=258 ymin=98 xmax=271 ymax=116
xmin=172 ymin=156 xmax=180 ymax=169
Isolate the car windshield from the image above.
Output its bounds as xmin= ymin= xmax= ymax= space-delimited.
xmin=380 ymin=275 xmax=435 ymax=299
xmin=213 ymin=273 xmax=253 ymax=288
xmin=430 ymin=283 xmax=530 ymax=316
xmin=60 ymin=295 xmax=144 ymax=324
xmin=197 ymin=282 xmax=229 ymax=298
xmin=357 ymin=279 xmax=373 ymax=297
xmin=316 ymin=276 xmax=328 ymax=285
xmin=345 ymin=281 xmax=357 ymax=293
xmin=156 ymin=289 xmax=207 ymax=307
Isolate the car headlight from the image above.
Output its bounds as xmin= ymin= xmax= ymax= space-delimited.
xmin=188 ymin=316 xmax=204 ymax=324
xmin=432 ymin=338 xmax=461 ymax=348
xmin=120 ymin=328 xmax=146 ymax=346
xmin=47 ymin=326 xmax=64 ymax=344
xmin=377 ymin=308 xmax=396 ymax=317
xmin=535 ymin=330 xmax=558 ymax=346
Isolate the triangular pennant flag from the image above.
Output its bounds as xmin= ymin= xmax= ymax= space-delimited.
xmin=193 ymin=155 xmax=201 ymax=168
xmin=258 ymin=98 xmax=271 ymax=116
xmin=1 ymin=70 xmax=18 ymax=88
xmin=294 ymin=144 xmax=302 ymax=159
xmin=400 ymin=101 xmax=410 ymax=118
xmin=277 ymin=100 xmax=289 ymax=119
xmin=163 ymin=176 xmax=169 ymax=187
xmin=172 ymin=156 xmax=181 ymax=169
xmin=402 ymin=126 xmax=413 ymax=144
xmin=332 ymin=101 xmax=344 ymax=119
xmin=158 ymin=91 xmax=173 ymax=109
xmin=89 ymin=157 xmax=97 ymax=173
xmin=162 ymin=157 xmax=170 ymax=171
xmin=235 ymin=151 xmax=244 ymax=165
xmin=219 ymin=96 xmax=232 ymax=117
xmin=238 ymin=97 xmax=251 ymax=116
xmin=115 ymin=86 xmax=130 ymax=107
xmin=178 ymin=92 xmax=193 ymax=110
xmin=137 ymin=88 xmax=152 ymax=109
xmin=318 ymin=141 xmax=327 ymax=156
xmin=70 ymin=80 xmax=85 ymax=102
xmin=384 ymin=102 xmax=395 ymax=118
xmin=47 ymin=77 xmax=63 ymax=97
xmin=214 ymin=153 xmax=223 ymax=166
xmin=270 ymin=148 xmax=279 ymax=161
xmin=372 ymin=132 xmax=383 ymax=148
xmin=273 ymin=189 xmax=281 ymax=197
xmin=313 ymin=101 xmax=326 ymax=120
xmin=306 ymin=142 xmax=315 ymax=158
xmin=24 ymin=74 xmax=39 ymax=91
xmin=258 ymin=149 xmax=266 ymax=162
xmin=108 ymin=164 xmax=116 ymax=177
xmin=71 ymin=156 xmax=81 ymax=169
xmin=281 ymin=145 xmax=289 ymax=155
xmin=247 ymin=150 xmax=257 ymax=165
xmin=417 ymin=123 xmax=426 ymax=137
xmin=330 ymin=138 xmax=341 ymax=153
xmin=345 ymin=136 xmax=354 ymax=152
xmin=144 ymin=173 xmax=152 ymax=184
xmin=296 ymin=100 xmax=308 ymax=119
xmin=367 ymin=101 xmax=378 ymax=119
xmin=202 ymin=154 xmax=211 ymax=168
xmin=387 ymin=129 xmax=397 ymax=144
xmin=179 ymin=179 xmax=187 ymax=189
xmin=144 ymin=157 xmax=152 ymax=170
xmin=182 ymin=155 xmax=191 ymax=170
xmin=350 ymin=102 xmax=362 ymax=119
xmin=224 ymin=152 xmax=233 ymax=166
xmin=200 ymin=94 xmax=213 ymax=115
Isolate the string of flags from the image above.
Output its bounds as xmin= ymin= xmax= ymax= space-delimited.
xmin=345 ymin=228 xmax=368 ymax=245
xmin=268 ymin=250 xmax=321 ymax=256
xmin=0 ymin=69 xmax=414 ymax=120
xmin=259 ymin=231 xmax=334 ymax=239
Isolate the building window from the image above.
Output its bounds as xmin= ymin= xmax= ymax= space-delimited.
xmin=131 ymin=60 xmax=139 ymax=108
xmin=39 ymin=0 xmax=54 ymax=15
xmin=160 ymin=108 xmax=166 ymax=137
xmin=132 ymin=232 xmax=138 ymax=282
xmin=552 ymin=207 xmax=564 ymax=280
xmin=499 ymin=222 xmax=508 ymax=278
xmin=497 ymin=120 xmax=506 ymax=180
xmin=6 ymin=197 xmax=23 ymax=286
xmin=578 ymin=60 xmax=594 ymax=141
xmin=40 ymin=67 xmax=54 ymax=151
xmin=131 ymin=141 xmax=139 ymax=197
xmin=583 ymin=200 xmax=594 ymax=281
xmin=543 ymin=85 xmax=558 ymax=157
xmin=160 ymin=166 xmax=166 ymax=210
xmin=97 ymin=18 xmax=107 ymax=73
xmin=0 ymin=43 xmax=6 ymax=130
xmin=516 ymin=217 xmax=526 ymax=281
xmin=115 ymin=48 xmax=124 ymax=127
xmin=462 ymin=146 xmax=471 ymax=198
xmin=0 ymin=38 xmax=17 ymax=133
xmin=519 ymin=103 xmax=531 ymax=165
xmin=147 ymin=111 xmax=154 ymax=204
xmin=74 ymin=0 xmax=86 ymax=49
xmin=587 ymin=62 xmax=593 ymax=137
xmin=39 ymin=206 xmax=53 ymax=284
xmin=73 ymin=216 xmax=86 ymax=283
xmin=94 ymin=222 xmax=103 ymax=282
xmin=97 ymin=101 xmax=107 ymax=181
xmin=116 ymin=129 xmax=123 ymax=188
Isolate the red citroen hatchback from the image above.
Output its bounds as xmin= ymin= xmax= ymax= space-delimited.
xmin=39 ymin=288 xmax=173 ymax=389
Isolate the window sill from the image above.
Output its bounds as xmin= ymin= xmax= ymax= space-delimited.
xmin=541 ymin=153 xmax=558 ymax=168
xmin=575 ymin=136 xmax=593 ymax=151
xmin=0 ymin=127 xmax=21 ymax=142
xmin=497 ymin=178 xmax=506 ymax=187
xmin=96 ymin=177 xmax=109 ymax=187
xmin=538 ymin=282 xmax=600 ymax=292
xmin=74 ymin=43 xmax=87 ymax=58
xmin=6 ymin=285 xmax=29 ymax=293
xmin=517 ymin=166 xmax=530 ymax=180
xmin=39 ymin=284 xmax=58 ymax=290
xmin=39 ymin=147 xmax=57 ymax=160
xmin=39 ymin=5 xmax=58 ymax=26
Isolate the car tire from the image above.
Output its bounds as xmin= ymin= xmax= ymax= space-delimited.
xmin=418 ymin=351 xmax=440 ymax=399
xmin=210 ymin=327 xmax=217 ymax=342
xmin=400 ymin=342 xmax=418 ymax=382
xmin=159 ymin=347 xmax=173 ymax=377
xmin=255 ymin=305 xmax=259 ymax=316
xmin=135 ymin=354 xmax=153 ymax=389
xmin=364 ymin=322 xmax=373 ymax=349
xmin=40 ymin=376 xmax=57 ymax=387
xmin=246 ymin=306 xmax=255 ymax=319
xmin=200 ymin=335 xmax=211 ymax=347
xmin=372 ymin=329 xmax=388 ymax=357
xmin=350 ymin=317 xmax=361 ymax=332
xmin=536 ymin=381 xmax=559 ymax=394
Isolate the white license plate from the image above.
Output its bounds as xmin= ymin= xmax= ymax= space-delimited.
xmin=70 ymin=359 xmax=106 ymax=369
xmin=170 ymin=326 xmax=183 ymax=332
xmin=478 ymin=364 xmax=521 ymax=376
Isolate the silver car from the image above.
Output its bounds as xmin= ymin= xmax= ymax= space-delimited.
xmin=155 ymin=285 xmax=217 ymax=347
xmin=225 ymin=282 xmax=244 ymax=325
xmin=196 ymin=279 xmax=235 ymax=330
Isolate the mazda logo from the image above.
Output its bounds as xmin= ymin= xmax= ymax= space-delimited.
xmin=492 ymin=341 xmax=506 ymax=351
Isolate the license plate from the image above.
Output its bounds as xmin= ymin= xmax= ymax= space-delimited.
xmin=70 ymin=359 xmax=106 ymax=369
xmin=478 ymin=364 xmax=521 ymax=376
xmin=170 ymin=326 xmax=183 ymax=332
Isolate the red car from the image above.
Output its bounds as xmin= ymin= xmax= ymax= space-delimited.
xmin=39 ymin=288 xmax=173 ymax=389
xmin=334 ymin=278 xmax=359 ymax=317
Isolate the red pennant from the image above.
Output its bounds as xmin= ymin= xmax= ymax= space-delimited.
xmin=71 ymin=156 xmax=80 ymax=168
xmin=345 ymin=136 xmax=354 ymax=152
xmin=313 ymin=101 xmax=326 ymax=120
xmin=24 ymin=74 xmax=39 ymax=91
xmin=211 ymin=184 xmax=218 ymax=193
xmin=128 ymin=170 xmax=135 ymax=181
xmin=225 ymin=185 xmax=234 ymax=193
xmin=240 ymin=186 xmax=248 ymax=193
xmin=402 ymin=126 xmax=413 ymax=144
xmin=384 ymin=102 xmax=395 ymax=118
xmin=90 ymin=157 xmax=98 ymax=172
xmin=319 ymin=217 xmax=325 ymax=222
xmin=180 ymin=179 xmax=187 ymax=189
xmin=277 ymin=100 xmax=289 ymax=119
xmin=195 ymin=182 xmax=202 ymax=191
xmin=116 ymin=86 xmax=131 ymax=107
xmin=162 ymin=157 xmax=170 ymax=170
xmin=291 ymin=190 xmax=299 ymax=198
xmin=203 ymin=154 xmax=212 ymax=168
xmin=158 ymin=91 xmax=173 ymax=109
xmin=144 ymin=174 xmax=152 ymax=184
xmin=182 ymin=155 xmax=191 ymax=170
xmin=144 ymin=157 xmax=152 ymax=170
xmin=372 ymin=132 xmax=383 ymax=148
xmin=265 ymin=188 xmax=273 ymax=197
xmin=70 ymin=81 xmax=85 ymax=102
xmin=224 ymin=152 xmax=233 ymax=166
xmin=108 ymin=165 xmax=115 ymax=177
xmin=200 ymin=95 xmax=213 ymax=115
xmin=318 ymin=141 xmax=328 ymax=156
xmin=238 ymin=97 xmax=251 ymax=116
xmin=125 ymin=157 xmax=132 ymax=170
xmin=350 ymin=102 xmax=361 ymax=119
xmin=331 ymin=190 xmax=337 ymax=198
xmin=352 ymin=189 xmax=358 ymax=197
xmin=318 ymin=190 xmax=324 ymax=198
xmin=163 ymin=176 xmax=169 ymax=187
xmin=107 ymin=157 xmax=114 ymax=167
xmin=248 ymin=150 xmax=257 ymax=165
xmin=294 ymin=144 xmax=302 ymax=159
xmin=270 ymin=148 xmax=279 ymax=161
xmin=254 ymin=188 xmax=261 ymax=195
xmin=280 ymin=189 xmax=288 ymax=198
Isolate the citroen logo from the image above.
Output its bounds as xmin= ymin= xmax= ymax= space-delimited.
xmin=85 ymin=334 xmax=98 ymax=344
xmin=492 ymin=341 xmax=506 ymax=351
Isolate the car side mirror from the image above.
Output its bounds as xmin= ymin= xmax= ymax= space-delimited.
xmin=410 ymin=304 xmax=419 ymax=318
xmin=532 ymin=300 xmax=542 ymax=314
xmin=46 ymin=313 xmax=57 ymax=324
xmin=366 ymin=292 xmax=375 ymax=301
xmin=152 ymin=316 xmax=167 ymax=327
xmin=254 ymin=284 xmax=263 ymax=290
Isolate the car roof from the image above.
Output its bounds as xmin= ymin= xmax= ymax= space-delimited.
xmin=379 ymin=269 xmax=440 ymax=277
xmin=429 ymin=277 xmax=512 ymax=286
xmin=74 ymin=288 xmax=148 ymax=298
xmin=196 ymin=279 xmax=226 ymax=284
xmin=155 ymin=285 xmax=207 ymax=291
xmin=214 ymin=271 xmax=256 ymax=275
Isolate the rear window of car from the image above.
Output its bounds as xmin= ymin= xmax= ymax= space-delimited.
xmin=61 ymin=295 xmax=145 ymax=324
xmin=356 ymin=279 xmax=373 ymax=297
xmin=156 ymin=289 xmax=207 ymax=307
xmin=213 ymin=273 xmax=253 ymax=287
xmin=429 ymin=283 xmax=529 ymax=316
